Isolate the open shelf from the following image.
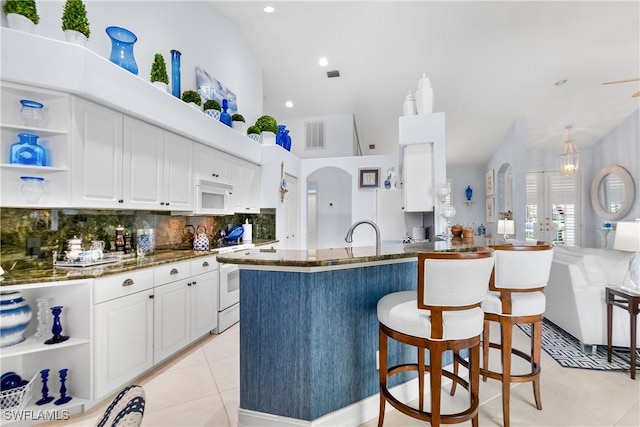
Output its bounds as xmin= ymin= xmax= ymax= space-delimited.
xmin=0 ymin=337 xmax=90 ymax=359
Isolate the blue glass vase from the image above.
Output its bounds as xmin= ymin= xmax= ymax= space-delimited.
xmin=283 ymin=130 xmax=292 ymax=151
xmin=465 ymin=185 xmax=473 ymax=201
xmin=170 ymin=49 xmax=181 ymax=98
xmin=106 ymin=26 xmax=138 ymax=75
xmin=220 ymin=99 xmax=232 ymax=127
xmin=276 ymin=125 xmax=286 ymax=146
xmin=10 ymin=133 xmax=46 ymax=166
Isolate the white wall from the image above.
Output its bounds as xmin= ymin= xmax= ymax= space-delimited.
xmin=4 ymin=1 xmax=263 ymax=125
xmin=447 ymin=165 xmax=486 ymax=233
xmin=286 ymin=114 xmax=355 ymax=159
xmin=526 ymin=109 xmax=639 ymax=248
xmin=300 ymin=154 xmax=399 ymax=248
xmin=485 ymin=118 xmax=527 ymax=239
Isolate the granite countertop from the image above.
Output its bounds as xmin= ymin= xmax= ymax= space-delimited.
xmin=216 ymin=238 xmax=490 ymax=268
xmin=0 ymin=240 xmax=277 ymax=287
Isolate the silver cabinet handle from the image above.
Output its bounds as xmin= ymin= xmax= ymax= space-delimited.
xmin=122 ymin=278 xmax=134 ymax=287
xmin=170 ymin=268 xmax=179 ymax=275
xmin=202 ymin=261 xmax=209 ymax=267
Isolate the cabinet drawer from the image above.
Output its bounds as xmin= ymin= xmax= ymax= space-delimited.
xmin=190 ymin=256 xmax=218 ymax=276
xmin=94 ymin=269 xmax=154 ymax=304
xmin=154 ymin=261 xmax=191 ymax=285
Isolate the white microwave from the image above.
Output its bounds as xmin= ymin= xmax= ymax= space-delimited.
xmin=194 ymin=178 xmax=234 ymax=215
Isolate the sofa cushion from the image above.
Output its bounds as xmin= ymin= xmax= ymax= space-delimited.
xmin=583 ymin=248 xmax=632 ymax=286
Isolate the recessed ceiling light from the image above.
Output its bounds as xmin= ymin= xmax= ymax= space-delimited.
xmin=319 ymin=57 xmax=328 ymax=67
xmin=285 ymin=101 xmax=293 ymax=108
xmin=264 ymin=6 xmax=275 ymax=13
xmin=555 ymin=79 xmax=568 ymax=86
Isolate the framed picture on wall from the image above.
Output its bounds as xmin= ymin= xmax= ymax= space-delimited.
xmin=486 ymin=198 xmax=495 ymax=223
xmin=485 ymin=169 xmax=495 ymax=196
xmin=358 ymin=168 xmax=380 ymax=189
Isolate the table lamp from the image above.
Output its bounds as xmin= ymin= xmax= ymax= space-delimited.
xmin=613 ymin=218 xmax=640 ymax=293
xmin=497 ymin=219 xmax=515 ymax=241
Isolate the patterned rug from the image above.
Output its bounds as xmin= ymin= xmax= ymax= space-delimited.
xmin=517 ymin=319 xmax=638 ymax=371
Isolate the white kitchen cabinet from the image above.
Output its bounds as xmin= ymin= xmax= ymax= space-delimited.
xmin=1 ymin=280 xmax=92 ymax=416
xmin=281 ymin=174 xmax=299 ymax=249
xmin=1 ymin=82 xmax=72 ymax=207
xmin=232 ymin=157 xmax=261 ymax=213
xmin=72 ymin=99 xmax=193 ymax=210
xmin=193 ymin=143 xmax=232 ymax=183
xmin=403 ymin=143 xmax=434 ymax=212
xmin=189 ymin=256 xmax=218 ymax=339
xmin=153 ymin=277 xmax=191 ymax=363
xmin=123 ymin=118 xmax=193 ymax=210
xmin=71 ymin=97 xmax=124 ymax=207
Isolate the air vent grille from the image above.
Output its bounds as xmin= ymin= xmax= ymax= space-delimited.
xmin=305 ymin=121 xmax=325 ymax=149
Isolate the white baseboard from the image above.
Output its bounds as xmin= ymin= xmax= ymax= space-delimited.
xmin=238 ymin=377 xmax=421 ymax=427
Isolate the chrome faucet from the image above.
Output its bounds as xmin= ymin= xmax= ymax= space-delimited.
xmin=345 ymin=220 xmax=381 ymax=252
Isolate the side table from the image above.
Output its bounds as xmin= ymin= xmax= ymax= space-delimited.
xmin=606 ymin=286 xmax=640 ymax=379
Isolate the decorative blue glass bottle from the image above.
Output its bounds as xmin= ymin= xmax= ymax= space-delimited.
xmin=10 ymin=133 xmax=47 ymax=166
xmin=170 ymin=49 xmax=181 ymax=98
xmin=276 ymin=125 xmax=286 ymax=146
xmin=106 ymin=26 xmax=138 ymax=75
xmin=220 ymin=99 xmax=232 ymax=127
xmin=465 ymin=185 xmax=473 ymax=201
xmin=283 ymin=130 xmax=292 ymax=151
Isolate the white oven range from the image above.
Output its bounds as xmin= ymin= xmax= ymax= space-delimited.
xmin=214 ymin=243 xmax=254 ymax=333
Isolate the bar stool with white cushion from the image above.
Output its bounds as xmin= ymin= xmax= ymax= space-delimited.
xmin=479 ymin=243 xmax=553 ymax=427
xmin=377 ymin=249 xmax=494 ymax=427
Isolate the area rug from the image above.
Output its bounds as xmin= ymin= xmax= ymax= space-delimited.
xmin=517 ymin=319 xmax=637 ymax=371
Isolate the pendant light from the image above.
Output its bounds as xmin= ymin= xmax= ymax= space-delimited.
xmin=560 ymin=125 xmax=579 ymax=175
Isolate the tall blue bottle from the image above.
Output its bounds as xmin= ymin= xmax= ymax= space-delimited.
xmin=220 ymin=99 xmax=232 ymax=127
xmin=170 ymin=50 xmax=182 ymax=98
xmin=10 ymin=133 xmax=47 ymax=166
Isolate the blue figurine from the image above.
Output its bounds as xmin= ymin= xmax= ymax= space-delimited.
xmin=54 ymin=368 xmax=72 ymax=405
xmin=220 ymin=99 xmax=232 ymax=127
xmin=36 ymin=369 xmax=55 ymax=405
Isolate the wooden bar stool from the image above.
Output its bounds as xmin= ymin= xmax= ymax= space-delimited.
xmin=455 ymin=243 xmax=553 ymax=427
xmin=377 ymin=249 xmax=494 ymax=427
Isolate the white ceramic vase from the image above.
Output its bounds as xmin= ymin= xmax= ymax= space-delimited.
xmin=152 ymin=81 xmax=169 ymax=92
xmin=6 ymin=13 xmax=35 ymax=33
xmin=64 ymin=29 xmax=88 ymax=47
xmin=260 ymin=131 xmax=276 ymax=146
xmin=0 ymin=291 xmax=33 ymax=347
xmin=233 ymin=121 xmax=247 ymax=133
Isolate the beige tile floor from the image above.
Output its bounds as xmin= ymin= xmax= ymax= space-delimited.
xmin=45 ymin=322 xmax=640 ymax=427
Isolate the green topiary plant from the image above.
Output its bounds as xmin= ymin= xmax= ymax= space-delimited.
xmin=3 ymin=0 xmax=39 ymax=24
xmin=247 ymin=125 xmax=261 ymax=135
xmin=61 ymin=0 xmax=90 ymax=38
xmin=203 ymin=99 xmax=221 ymax=111
xmin=255 ymin=115 xmax=278 ymax=134
xmin=181 ymin=90 xmax=201 ymax=106
xmin=231 ymin=113 xmax=245 ymax=122
xmin=150 ymin=53 xmax=169 ymax=84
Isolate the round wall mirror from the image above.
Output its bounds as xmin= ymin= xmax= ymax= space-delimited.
xmin=590 ymin=165 xmax=636 ymax=221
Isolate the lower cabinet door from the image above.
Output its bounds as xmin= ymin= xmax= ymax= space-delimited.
xmin=94 ymin=289 xmax=154 ymax=400
xmin=191 ymin=271 xmax=218 ymax=340
xmin=154 ymin=279 xmax=190 ymax=363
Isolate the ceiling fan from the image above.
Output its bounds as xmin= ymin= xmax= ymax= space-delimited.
xmin=602 ymin=78 xmax=640 ymax=97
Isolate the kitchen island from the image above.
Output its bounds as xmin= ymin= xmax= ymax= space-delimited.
xmin=216 ymin=240 xmax=486 ymax=427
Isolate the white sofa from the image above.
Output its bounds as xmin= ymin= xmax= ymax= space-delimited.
xmin=544 ymin=245 xmax=639 ymax=349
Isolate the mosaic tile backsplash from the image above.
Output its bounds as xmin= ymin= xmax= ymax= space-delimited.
xmin=0 ymin=208 xmax=275 ymax=271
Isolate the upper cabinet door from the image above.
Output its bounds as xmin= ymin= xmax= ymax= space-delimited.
xmin=123 ymin=116 xmax=164 ymax=209
xmin=72 ymin=97 xmax=124 ymax=207
xmin=403 ymin=143 xmax=434 ymax=212
xmin=164 ymin=131 xmax=193 ymax=210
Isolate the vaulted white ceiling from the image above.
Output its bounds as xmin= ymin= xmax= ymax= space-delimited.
xmin=212 ymin=1 xmax=640 ymax=166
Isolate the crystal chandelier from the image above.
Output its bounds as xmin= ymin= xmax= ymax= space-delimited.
xmin=560 ymin=125 xmax=579 ymax=175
